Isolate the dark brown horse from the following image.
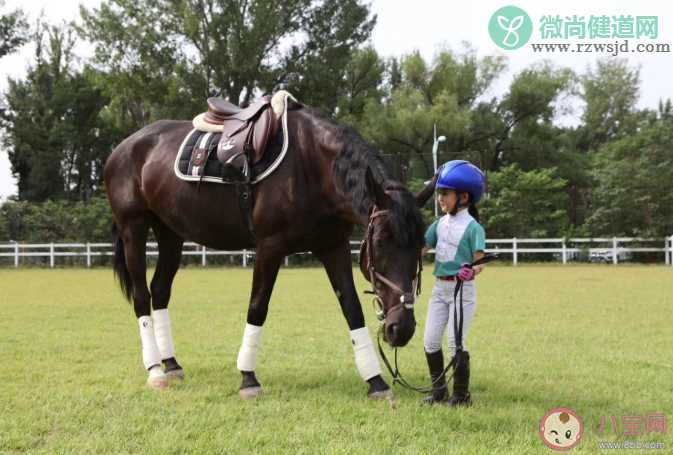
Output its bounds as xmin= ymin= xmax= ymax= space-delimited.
xmin=105 ymin=94 xmax=435 ymax=398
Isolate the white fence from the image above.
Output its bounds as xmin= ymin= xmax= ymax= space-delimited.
xmin=1 ymin=236 xmax=672 ymax=268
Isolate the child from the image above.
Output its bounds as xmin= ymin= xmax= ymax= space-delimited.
xmin=422 ymin=160 xmax=486 ymax=407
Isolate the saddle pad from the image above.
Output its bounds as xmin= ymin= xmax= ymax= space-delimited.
xmin=174 ymin=128 xmax=284 ymax=185
xmin=174 ymin=91 xmax=291 ymax=185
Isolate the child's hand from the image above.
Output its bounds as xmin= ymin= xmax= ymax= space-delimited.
xmin=458 ymin=263 xmax=475 ymax=281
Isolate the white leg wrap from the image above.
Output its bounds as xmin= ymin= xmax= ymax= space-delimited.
xmin=237 ymin=323 xmax=262 ymax=372
xmin=350 ymin=327 xmax=382 ymax=381
xmin=152 ymin=309 xmax=175 ymax=360
xmin=138 ymin=316 xmax=162 ymax=370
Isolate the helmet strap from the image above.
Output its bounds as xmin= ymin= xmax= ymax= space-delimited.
xmin=450 ymin=192 xmax=467 ymax=216
xmin=450 ymin=201 xmax=459 ymax=216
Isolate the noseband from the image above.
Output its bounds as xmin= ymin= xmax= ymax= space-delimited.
xmin=360 ymin=207 xmax=423 ymax=321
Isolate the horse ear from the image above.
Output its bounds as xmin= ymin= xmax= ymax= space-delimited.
xmin=415 ymin=173 xmax=437 ymax=207
xmin=365 ymin=166 xmax=390 ymax=209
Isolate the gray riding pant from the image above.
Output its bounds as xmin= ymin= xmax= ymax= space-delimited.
xmin=423 ymin=279 xmax=477 ymax=354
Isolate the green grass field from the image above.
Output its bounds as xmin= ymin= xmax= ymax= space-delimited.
xmin=1 ymin=265 xmax=672 ymax=454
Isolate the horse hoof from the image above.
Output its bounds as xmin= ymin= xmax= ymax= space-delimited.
xmin=165 ymin=369 xmax=185 ymax=381
xmin=368 ymin=388 xmax=394 ymax=400
xmin=239 ymin=386 xmax=263 ymax=400
xmin=146 ymin=376 xmax=169 ymax=390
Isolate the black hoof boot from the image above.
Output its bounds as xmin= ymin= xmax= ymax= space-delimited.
xmin=367 ymin=375 xmax=393 ymax=399
xmin=447 ymin=350 xmax=472 ymax=408
xmin=162 ymin=357 xmax=185 ymax=380
xmin=421 ymin=349 xmax=448 ymax=405
xmin=239 ymin=371 xmax=263 ymax=400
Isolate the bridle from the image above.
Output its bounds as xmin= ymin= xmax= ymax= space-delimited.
xmin=359 ymin=207 xmax=423 ymax=322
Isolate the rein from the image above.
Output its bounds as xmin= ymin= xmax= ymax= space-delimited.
xmin=375 ymin=253 xmax=499 ymax=394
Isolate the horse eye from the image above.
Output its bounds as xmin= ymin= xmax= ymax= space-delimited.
xmin=565 ymin=430 xmax=572 ymax=439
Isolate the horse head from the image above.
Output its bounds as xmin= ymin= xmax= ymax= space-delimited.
xmin=359 ymin=168 xmax=428 ymax=347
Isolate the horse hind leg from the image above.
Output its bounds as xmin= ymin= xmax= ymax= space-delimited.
xmin=119 ymin=216 xmax=168 ymax=389
xmin=150 ymin=221 xmax=185 ymax=381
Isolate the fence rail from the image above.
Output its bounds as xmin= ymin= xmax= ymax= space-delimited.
xmin=1 ymin=236 xmax=672 ymax=268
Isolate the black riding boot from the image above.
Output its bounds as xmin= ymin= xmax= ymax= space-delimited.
xmin=421 ymin=350 xmax=448 ymax=405
xmin=447 ymin=350 xmax=472 ymax=407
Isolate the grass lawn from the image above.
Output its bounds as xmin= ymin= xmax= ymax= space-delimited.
xmin=1 ymin=265 xmax=671 ymax=454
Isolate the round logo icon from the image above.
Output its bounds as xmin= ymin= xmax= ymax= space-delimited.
xmin=539 ymin=407 xmax=584 ymax=451
xmin=488 ymin=5 xmax=533 ymax=50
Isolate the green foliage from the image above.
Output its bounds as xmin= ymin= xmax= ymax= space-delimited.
xmin=358 ymin=48 xmax=498 ymax=177
xmin=405 ymin=177 xmax=435 ymax=226
xmin=335 ymin=47 xmax=385 ymax=126
xmin=0 ymin=1 xmax=27 ymax=58
xmin=0 ymin=195 xmax=112 ymax=242
xmin=585 ymin=119 xmax=673 ymax=237
xmin=480 ymin=165 xmax=569 ymax=238
xmin=579 ymin=59 xmax=640 ymax=151
xmin=2 ymin=23 xmax=112 ymax=202
xmin=78 ymin=0 xmax=375 ymax=131
xmin=469 ymin=62 xmax=574 ymax=172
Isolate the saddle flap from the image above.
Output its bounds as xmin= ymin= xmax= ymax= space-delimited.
xmin=216 ymin=126 xmax=249 ymax=164
xmin=228 ymin=96 xmax=272 ymax=122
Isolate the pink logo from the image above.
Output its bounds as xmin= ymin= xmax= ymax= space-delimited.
xmin=540 ymin=407 xmax=584 ymax=451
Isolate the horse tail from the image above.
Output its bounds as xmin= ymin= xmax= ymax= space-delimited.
xmin=112 ymin=222 xmax=133 ymax=303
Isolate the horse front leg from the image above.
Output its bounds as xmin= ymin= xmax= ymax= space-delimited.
xmin=236 ymin=246 xmax=283 ymax=399
xmin=314 ymin=242 xmax=392 ymax=399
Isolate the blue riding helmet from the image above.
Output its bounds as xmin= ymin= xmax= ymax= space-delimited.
xmin=436 ymin=160 xmax=485 ymax=203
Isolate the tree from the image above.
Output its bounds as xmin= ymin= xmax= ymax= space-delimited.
xmin=468 ymin=63 xmax=574 ymax=172
xmin=335 ymin=46 xmax=385 ymax=126
xmin=480 ymin=164 xmax=569 ymax=238
xmin=2 ymin=23 xmax=112 ymax=202
xmin=0 ymin=0 xmax=27 ymax=58
xmin=78 ymin=0 xmax=376 ymax=134
xmin=578 ymin=59 xmax=640 ymax=152
xmin=584 ymin=120 xmax=673 ymax=238
xmin=357 ymin=47 xmax=505 ymax=178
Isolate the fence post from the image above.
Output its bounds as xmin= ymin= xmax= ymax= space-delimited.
xmin=86 ymin=243 xmax=91 ymax=268
xmin=612 ymin=237 xmax=618 ymax=265
xmin=50 ymin=242 xmax=55 ymax=268
xmin=562 ymin=238 xmax=567 ymax=264
xmin=201 ymin=246 xmax=207 ymax=267
xmin=14 ymin=242 xmax=19 ymax=268
xmin=284 ymin=256 xmax=289 ymax=267
xmin=243 ymin=250 xmax=247 ymax=267
xmin=512 ymin=238 xmax=518 ymax=266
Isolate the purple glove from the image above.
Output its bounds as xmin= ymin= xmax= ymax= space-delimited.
xmin=458 ymin=263 xmax=475 ymax=281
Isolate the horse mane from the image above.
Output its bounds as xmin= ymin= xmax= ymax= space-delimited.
xmin=304 ymin=108 xmax=424 ymax=247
